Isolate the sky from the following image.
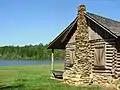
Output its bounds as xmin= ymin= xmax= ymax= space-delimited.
xmin=0 ymin=0 xmax=120 ymax=46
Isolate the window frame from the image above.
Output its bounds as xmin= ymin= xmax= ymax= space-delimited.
xmin=94 ymin=43 xmax=106 ymax=67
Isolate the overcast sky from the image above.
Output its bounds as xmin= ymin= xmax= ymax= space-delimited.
xmin=0 ymin=0 xmax=120 ymax=46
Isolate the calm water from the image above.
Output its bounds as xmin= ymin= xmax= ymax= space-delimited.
xmin=0 ymin=60 xmax=64 ymax=66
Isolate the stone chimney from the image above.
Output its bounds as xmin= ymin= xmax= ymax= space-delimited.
xmin=75 ymin=4 xmax=88 ymax=65
xmin=63 ymin=4 xmax=92 ymax=85
xmin=77 ymin=4 xmax=86 ymax=23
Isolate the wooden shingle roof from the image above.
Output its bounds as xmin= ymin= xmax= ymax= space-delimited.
xmin=47 ymin=12 xmax=120 ymax=49
xmin=86 ymin=12 xmax=120 ymax=36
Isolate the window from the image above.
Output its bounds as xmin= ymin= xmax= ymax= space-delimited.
xmin=94 ymin=44 xmax=105 ymax=66
xmin=69 ymin=50 xmax=75 ymax=65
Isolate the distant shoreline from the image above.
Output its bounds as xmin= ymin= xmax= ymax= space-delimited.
xmin=0 ymin=44 xmax=65 ymax=60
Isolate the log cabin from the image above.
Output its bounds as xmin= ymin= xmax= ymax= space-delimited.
xmin=47 ymin=5 xmax=120 ymax=78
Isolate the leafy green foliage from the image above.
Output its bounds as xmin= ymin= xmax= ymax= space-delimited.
xmin=0 ymin=43 xmax=65 ymax=60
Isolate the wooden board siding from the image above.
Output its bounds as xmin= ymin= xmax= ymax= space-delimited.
xmin=88 ymin=26 xmax=102 ymax=40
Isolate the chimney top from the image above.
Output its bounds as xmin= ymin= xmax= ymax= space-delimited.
xmin=78 ymin=4 xmax=86 ymax=13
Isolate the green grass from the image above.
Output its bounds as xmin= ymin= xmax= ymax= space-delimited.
xmin=0 ymin=64 xmax=100 ymax=90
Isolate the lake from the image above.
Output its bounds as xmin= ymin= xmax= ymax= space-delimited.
xmin=0 ymin=60 xmax=64 ymax=66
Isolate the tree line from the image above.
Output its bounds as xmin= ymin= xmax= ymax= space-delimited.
xmin=0 ymin=43 xmax=65 ymax=60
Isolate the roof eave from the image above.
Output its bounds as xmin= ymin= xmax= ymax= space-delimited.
xmin=47 ymin=17 xmax=77 ymax=49
xmin=85 ymin=13 xmax=118 ymax=38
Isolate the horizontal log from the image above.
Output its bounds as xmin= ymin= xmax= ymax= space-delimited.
xmin=93 ymin=68 xmax=111 ymax=70
xmin=116 ymin=66 xmax=120 ymax=68
xmin=94 ymin=42 xmax=105 ymax=45
xmin=116 ymin=73 xmax=120 ymax=75
xmin=115 ymin=70 xmax=120 ymax=73
xmin=116 ymin=72 xmax=120 ymax=75
xmin=106 ymin=52 xmax=114 ymax=54
xmin=106 ymin=54 xmax=114 ymax=58
xmin=65 ymin=57 xmax=70 ymax=60
xmin=116 ymin=63 xmax=120 ymax=65
xmin=106 ymin=57 xmax=113 ymax=59
xmin=64 ymin=61 xmax=70 ymax=63
xmin=117 ymin=60 xmax=120 ymax=62
xmin=66 ymin=55 xmax=70 ymax=56
xmin=117 ymin=55 xmax=120 ymax=57
xmin=117 ymin=53 xmax=120 ymax=55
xmin=106 ymin=42 xmax=115 ymax=45
xmin=118 ymin=58 xmax=120 ymax=60
xmin=106 ymin=46 xmax=114 ymax=48
xmin=92 ymin=65 xmax=105 ymax=69
xmin=106 ymin=57 xmax=113 ymax=60
xmin=106 ymin=43 xmax=115 ymax=46
xmin=117 ymin=63 xmax=120 ymax=65
xmin=106 ymin=47 xmax=114 ymax=49
xmin=91 ymin=44 xmax=94 ymax=46
xmin=67 ymin=42 xmax=76 ymax=45
xmin=117 ymin=56 xmax=120 ymax=58
xmin=117 ymin=59 xmax=120 ymax=61
xmin=65 ymin=56 xmax=70 ymax=58
xmin=91 ymin=52 xmax=95 ymax=54
xmin=91 ymin=49 xmax=94 ymax=51
xmin=93 ymin=70 xmax=112 ymax=73
xmin=106 ymin=50 xmax=114 ymax=53
xmin=65 ymin=67 xmax=71 ymax=70
xmin=65 ymin=57 xmax=70 ymax=59
xmin=66 ymin=46 xmax=75 ymax=48
xmin=106 ymin=60 xmax=112 ymax=63
xmin=106 ymin=64 xmax=113 ymax=67
xmin=65 ymin=59 xmax=70 ymax=61
xmin=106 ymin=49 xmax=114 ymax=51
xmin=105 ymin=67 xmax=112 ymax=70
xmin=116 ymin=68 xmax=120 ymax=71
xmin=106 ymin=53 xmax=114 ymax=55
xmin=93 ymin=65 xmax=112 ymax=70
xmin=66 ymin=42 xmax=76 ymax=45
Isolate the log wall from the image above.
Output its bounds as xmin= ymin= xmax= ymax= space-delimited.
xmin=87 ymin=17 xmax=118 ymax=76
xmin=64 ymin=30 xmax=76 ymax=70
xmin=90 ymin=39 xmax=120 ymax=76
xmin=115 ymin=39 xmax=120 ymax=75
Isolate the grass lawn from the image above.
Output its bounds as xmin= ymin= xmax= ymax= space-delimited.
xmin=0 ymin=64 xmax=100 ymax=90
